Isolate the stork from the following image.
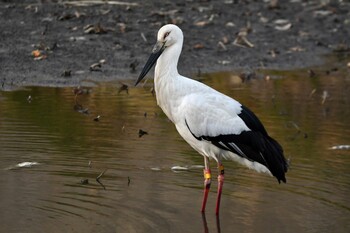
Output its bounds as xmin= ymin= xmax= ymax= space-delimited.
xmin=135 ymin=24 xmax=288 ymax=215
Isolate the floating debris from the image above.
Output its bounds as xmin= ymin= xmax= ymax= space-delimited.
xmin=171 ymin=165 xmax=204 ymax=171
xmin=150 ymin=167 xmax=161 ymax=171
xmin=74 ymin=103 xmax=89 ymax=115
xmin=309 ymin=88 xmax=317 ymax=97
xmin=96 ymin=169 xmax=107 ymax=181
xmin=73 ymin=86 xmax=83 ymax=96
xmin=17 ymin=162 xmax=39 ymax=168
xmin=171 ymin=166 xmax=189 ymax=171
xmin=139 ymin=129 xmax=148 ymax=138
xmin=189 ymin=165 xmax=205 ymax=169
xmin=96 ymin=169 xmax=108 ymax=190
xmin=93 ymin=115 xmax=101 ymax=121
xmin=80 ymin=179 xmax=89 ymax=185
xmin=118 ymin=82 xmax=129 ymax=94
xmin=5 ymin=161 xmax=40 ymax=170
xmin=321 ymin=90 xmax=329 ymax=104
xmin=329 ymin=145 xmax=350 ymax=150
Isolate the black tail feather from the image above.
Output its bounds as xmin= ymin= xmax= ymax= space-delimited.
xmin=264 ymin=136 xmax=288 ymax=183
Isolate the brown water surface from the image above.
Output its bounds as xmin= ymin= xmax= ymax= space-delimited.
xmin=0 ymin=65 xmax=349 ymax=232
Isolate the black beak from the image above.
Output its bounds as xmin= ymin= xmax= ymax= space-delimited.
xmin=135 ymin=41 xmax=165 ymax=86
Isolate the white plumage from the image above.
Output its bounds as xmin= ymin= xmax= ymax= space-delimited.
xmin=135 ymin=24 xmax=288 ymax=214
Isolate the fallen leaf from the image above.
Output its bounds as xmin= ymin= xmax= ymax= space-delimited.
xmin=233 ymin=34 xmax=254 ymax=48
xmin=118 ymin=23 xmax=127 ymax=33
xmin=221 ymin=36 xmax=229 ymax=44
xmin=217 ymin=41 xmax=227 ymax=51
xmin=273 ymin=19 xmax=290 ymax=25
xmin=84 ymin=23 xmax=109 ymax=34
xmin=194 ymin=21 xmax=209 ymax=27
xmin=275 ymin=23 xmax=292 ymax=31
xmin=225 ymin=22 xmax=235 ymax=27
xmin=90 ymin=62 xmax=102 ymax=71
xmin=61 ymin=70 xmax=71 ymax=77
xmin=289 ymin=46 xmax=305 ymax=52
xmin=32 ymin=49 xmax=41 ymax=57
xmin=193 ymin=43 xmax=204 ymax=49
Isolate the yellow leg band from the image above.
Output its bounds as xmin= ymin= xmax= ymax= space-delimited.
xmin=218 ymin=165 xmax=224 ymax=175
xmin=204 ymin=173 xmax=211 ymax=179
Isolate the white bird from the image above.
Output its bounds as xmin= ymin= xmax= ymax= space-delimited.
xmin=135 ymin=24 xmax=288 ymax=215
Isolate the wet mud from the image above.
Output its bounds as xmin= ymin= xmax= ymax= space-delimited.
xmin=0 ymin=0 xmax=349 ymax=88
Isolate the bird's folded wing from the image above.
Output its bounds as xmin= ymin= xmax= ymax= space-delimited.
xmin=181 ymin=93 xmax=287 ymax=182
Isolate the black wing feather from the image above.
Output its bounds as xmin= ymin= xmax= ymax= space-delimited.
xmin=238 ymin=105 xmax=268 ymax=136
xmin=185 ymin=106 xmax=288 ymax=183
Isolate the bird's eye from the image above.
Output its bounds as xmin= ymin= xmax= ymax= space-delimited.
xmin=163 ymin=31 xmax=170 ymax=40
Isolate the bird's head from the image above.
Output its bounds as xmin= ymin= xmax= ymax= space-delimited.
xmin=135 ymin=24 xmax=183 ymax=86
xmin=157 ymin=24 xmax=183 ymax=48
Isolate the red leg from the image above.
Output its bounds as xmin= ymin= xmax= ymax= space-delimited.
xmin=201 ymin=157 xmax=211 ymax=212
xmin=215 ymin=163 xmax=224 ymax=215
xmin=201 ymin=168 xmax=211 ymax=212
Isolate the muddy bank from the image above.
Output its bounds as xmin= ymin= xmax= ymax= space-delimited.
xmin=0 ymin=0 xmax=349 ymax=89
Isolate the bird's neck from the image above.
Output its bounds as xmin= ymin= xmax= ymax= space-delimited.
xmin=155 ymin=43 xmax=182 ymax=81
xmin=154 ymin=43 xmax=182 ymax=122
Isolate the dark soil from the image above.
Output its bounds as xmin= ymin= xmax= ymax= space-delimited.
xmin=1 ymin=0 xmax=349 ymax=89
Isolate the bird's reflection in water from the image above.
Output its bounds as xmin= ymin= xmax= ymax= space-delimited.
xmin=201 ymin=213 xmax=221 ymax=233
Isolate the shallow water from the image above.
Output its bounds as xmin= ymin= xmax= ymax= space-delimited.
xmin=0 ymin=64 xmax=349 ymax=232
